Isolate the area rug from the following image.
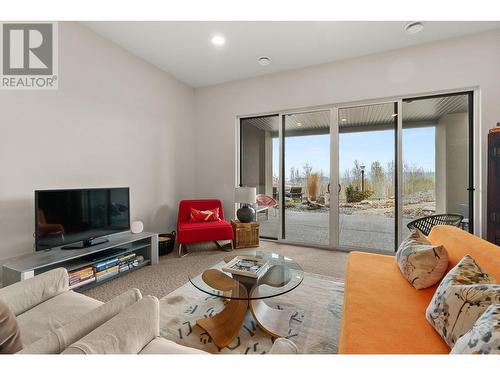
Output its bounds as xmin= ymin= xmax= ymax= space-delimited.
xmin=159 ymin=265 xmax=344 ymax=354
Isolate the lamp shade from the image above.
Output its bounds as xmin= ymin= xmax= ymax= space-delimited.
xmin=235 ymin=187 xmax=256 ymax=204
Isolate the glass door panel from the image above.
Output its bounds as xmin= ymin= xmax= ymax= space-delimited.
xmin=240 ymin=115 xmax=280 ymax=239
xmin=402 ymin=94 xmax=472 ymax=236
xmin=283 ymin=110 xmax=330 ymax=245
xmin=338 ymin=103 xmax=397 ymax=251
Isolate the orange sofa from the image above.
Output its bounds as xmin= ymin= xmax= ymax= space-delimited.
xmin=338 ymin=225 xmax=500 ymax=354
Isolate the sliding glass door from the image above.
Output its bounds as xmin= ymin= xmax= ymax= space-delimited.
xmin=239 ymin=91 xmax=474 ymax=251
xmin=283 ymin=110 xmax=331 ymax=246
xmin=402 ymin=93 xmax=473 ymax=236
xmin=240 ymin=115 xmax=280 ymax=239
xmin=337 ymin=102 xmax=397 ymax=251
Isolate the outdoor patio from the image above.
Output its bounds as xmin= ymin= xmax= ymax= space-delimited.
xmin=257 ymin=206 xmax=415 ymax=252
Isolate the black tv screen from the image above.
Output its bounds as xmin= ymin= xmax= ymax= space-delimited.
xmin=35 ymin=187 xmax=130 ymax=251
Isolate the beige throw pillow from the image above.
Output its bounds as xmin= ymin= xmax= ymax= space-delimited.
xmin=396 ymin=229 xmax=448 ymax=289
xmin=426 ymin=255 xmax=500 ymax=348
xmin=451 ymin=304 xmax=500 ymax=354
xmin=0 ymin=299 xmax=23 ymax=353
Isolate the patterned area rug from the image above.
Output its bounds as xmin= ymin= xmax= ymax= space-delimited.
xmin=159 ymin=266 xmax=344 ymax=354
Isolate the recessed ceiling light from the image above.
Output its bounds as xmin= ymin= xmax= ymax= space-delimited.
xmin=297 ymin=122 xmax=302 ymax=127
xmin=211 ymin=35 xmax=225 ymax=46
xmin=404 ymin=22 xmax=424 ymax=35
xmin=341 ymin=118 xmax=347 ymax=122
xmin=258 ymin=56 xmax=271 ymax=66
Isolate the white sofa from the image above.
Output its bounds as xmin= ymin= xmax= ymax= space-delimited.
xmin=0 ymin=268 xmax=297 ymax=354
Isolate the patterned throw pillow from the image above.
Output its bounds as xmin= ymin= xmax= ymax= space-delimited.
xmin=189 ymin=207 xmax=221 ymax=222
xmin=426 ymin=255 xmax=500 ymax=348
xmin=396 ymin=229 xmax=448 ymax=289
xmin=451 ymin=304 xmax=500 ymax=354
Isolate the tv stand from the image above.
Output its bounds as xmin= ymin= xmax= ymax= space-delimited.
xmin=61 ymin=237 xmax=110 ymax=250
xmin=2 ymin=232 xmax=158 ymax=289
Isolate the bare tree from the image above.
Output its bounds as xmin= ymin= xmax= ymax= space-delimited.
xmin=351 ymin=160 xmax=362 ymax=189
xmin=370 ymin=161 xmax=385 ymax=199
xmin=303 ymin=163 xmax=313 ymax=179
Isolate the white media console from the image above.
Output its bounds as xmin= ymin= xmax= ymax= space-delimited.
xmin=2 ymin=231 xmax=158 ymax=289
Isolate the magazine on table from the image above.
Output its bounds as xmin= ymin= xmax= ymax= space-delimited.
xmin=222 ymin=256 xmax=268 ymax=278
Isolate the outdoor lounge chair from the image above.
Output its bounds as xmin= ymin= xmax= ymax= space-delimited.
xmin=286 ymin=187 xmax=303 ymax=200
xmin=255 ymin=194 xmax=278 ymax=220
xmin=406 ymin=213 xmax=464 ymax=236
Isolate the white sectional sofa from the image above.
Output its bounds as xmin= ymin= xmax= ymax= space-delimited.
xmin=0 ymin=268 xmax=297 ymax=354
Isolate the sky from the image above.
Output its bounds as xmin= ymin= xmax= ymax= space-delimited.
xmin=272 ymin=127 xmax=435 ymax=180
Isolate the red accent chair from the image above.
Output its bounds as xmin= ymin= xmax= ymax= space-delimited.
xmin=177 ymin=199 xmax=234 ymax=257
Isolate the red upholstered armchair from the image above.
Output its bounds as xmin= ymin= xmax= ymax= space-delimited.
xmin=177 ymin=199 xmax=234 ymax=257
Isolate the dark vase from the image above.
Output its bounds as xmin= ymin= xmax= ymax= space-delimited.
xmin=237 ymin=205 xmax=255 ymax=223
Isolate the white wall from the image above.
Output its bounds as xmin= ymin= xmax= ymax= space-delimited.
xmin=442 ymin=113 xmax=469 ymax=215
xmin=240 ymin=124 xmax=266 ymax=191
xmin=0 ymin=22 xmax=196 ymax=263
xmin=435 ymin=112 xmax=469 ymax=216
xmin=435 ymin=120 xmax=447 ymax=213
xmin=194 ymin=29 xmax=500 ymax=238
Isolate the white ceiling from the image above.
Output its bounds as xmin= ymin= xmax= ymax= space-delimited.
xmin=82 ymin=21 xmax=500 ymax=88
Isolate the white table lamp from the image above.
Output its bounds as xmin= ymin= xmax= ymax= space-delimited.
xmin=235 ymin=187 xmax=256 ymax=223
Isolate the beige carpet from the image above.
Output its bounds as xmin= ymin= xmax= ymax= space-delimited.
xmin=83 ymin=241 xmax=348 ymax=302
xmin=159 ymin=267 xmax=344 ymax=354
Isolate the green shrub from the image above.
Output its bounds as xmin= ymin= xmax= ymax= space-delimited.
xmin=345 ymin=185 xmax=373 ymax=203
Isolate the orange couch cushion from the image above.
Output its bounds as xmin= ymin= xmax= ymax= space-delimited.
xmin=338 ymin=226 xmax=500 ymax=354
xmin=427 ymin=225 xmax=500 ymax=280
xmin=338 ymin=251 xmax=449 ymax=354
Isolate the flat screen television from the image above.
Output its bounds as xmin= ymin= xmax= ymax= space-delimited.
xmin=35 ymin=187 xmax=130 ymax=251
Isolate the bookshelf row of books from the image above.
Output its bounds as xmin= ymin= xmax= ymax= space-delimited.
xmin=68 ymin=266 xmax=95 ymax=289
xmin=68 ymin=252 xmax=145 ymax=289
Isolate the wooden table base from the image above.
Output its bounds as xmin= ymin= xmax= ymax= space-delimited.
xmin=249 ymin=299 xmax=294 ymax=338
xmin=197 ymin=297 xmax=293 ymax=348
xmin=196 ymin=268 xmax=294 ymax=348
xmin=197 ymin=298 xmax=248 ymax=348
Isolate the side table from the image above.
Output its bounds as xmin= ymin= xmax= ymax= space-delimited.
xmin=231 ymin=220 xmax=259 ymax=249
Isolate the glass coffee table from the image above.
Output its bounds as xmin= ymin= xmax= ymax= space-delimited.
xmin=188 ymin=251 xmax=304 ymax=348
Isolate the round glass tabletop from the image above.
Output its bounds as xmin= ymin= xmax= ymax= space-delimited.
xmin=188 ymin=251 xmax=304 ymax=301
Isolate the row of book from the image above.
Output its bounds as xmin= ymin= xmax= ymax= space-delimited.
xmin=68 ymin=252 xmax=144 ymax=289
xmin=68 ymin=266 xmax=95 ymax=290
